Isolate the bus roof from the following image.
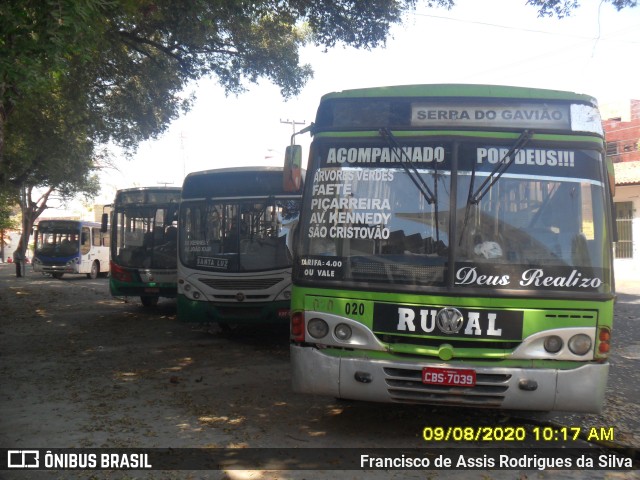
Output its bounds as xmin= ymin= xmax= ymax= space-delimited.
xmin=116 ymin=186 xmax=181 ymax=193
xmin=114 ymin=187 xmax=181 ymax=205
xmin=182 ymin=166 xmax=303 ymax=200
xmin=184 ymin=165 xmax=284 ymax=177
xmin=319 ymin=84 xmax=597 ymax=105
xmin=314 ymin=84 xmax=602 ymax=135
xmin=36 ymin=220 xmax=101 ymax=228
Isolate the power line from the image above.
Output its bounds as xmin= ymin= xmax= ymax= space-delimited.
xmin=410 ymin=11 xmax=640 ymax=44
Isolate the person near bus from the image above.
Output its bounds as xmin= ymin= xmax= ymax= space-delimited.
xmin=13 ymin=244 xmax=24 ymax=278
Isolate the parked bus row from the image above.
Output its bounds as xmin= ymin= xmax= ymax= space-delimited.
xmin=32 ymin=167 xmax=304 ymax=326
xmin=33 ymin=84 xmax=616 ymax=414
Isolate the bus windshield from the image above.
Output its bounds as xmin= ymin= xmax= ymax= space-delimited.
xmin=180 ymin=198 xmax=300 ymax=273
xmin=113 ymin=205 xmax=178 ymax=269
xmin=299 ymin=139 xmax=611 ymax=294
xmin=35 ymin=225 xmax=81 ymax=258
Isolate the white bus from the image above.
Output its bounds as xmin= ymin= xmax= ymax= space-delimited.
xmin=33 ymin=220 xmax=110 ymax=279
xmin=177 ymin=166 xmax=303 ymax=325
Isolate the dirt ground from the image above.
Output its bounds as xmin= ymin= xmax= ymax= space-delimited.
xmin=0 ymin=266 xmax=448 ymax=480
xmin=1 ymin=264 xmax=638 ymax=479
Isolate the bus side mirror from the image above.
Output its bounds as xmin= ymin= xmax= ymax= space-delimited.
xmin=101 ymin=213 xmax=109 ymax=233
xmin=283 ymin=145 xmax=303 ymax=192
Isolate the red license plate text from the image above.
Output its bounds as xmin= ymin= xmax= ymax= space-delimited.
xmin=422 ymin=367 xmax=476 ymax=387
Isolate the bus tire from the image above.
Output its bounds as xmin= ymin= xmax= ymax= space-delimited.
xmin=141 ymin=296 xmax=159 ymax=308
xmin=88 ymin=261 xmax=99 ymax=279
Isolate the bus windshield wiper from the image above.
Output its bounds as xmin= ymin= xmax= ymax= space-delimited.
xmin=379 ymin=128 xmax=436 ymax=205
xmin=468 ymin=129 xmax=533 ymax=205
xmin=458 ymin=130 xmax=533 ymax=246
xmin=379 ymin=128 xmax=440 ymax=242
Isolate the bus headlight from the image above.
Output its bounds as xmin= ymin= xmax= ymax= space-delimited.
xmin=180 ymin=280 xmax=203 ymax=300
xmin=543 ymin=335 xmax=563 ymax=353
xmin=568 ymin=334 xmax=592 ymax=355
xmin=334 ymin=323 xmax=352 ymax=341
xmin=307 ymin=318 xmax=329 ymax=339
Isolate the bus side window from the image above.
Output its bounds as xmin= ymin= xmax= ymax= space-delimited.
xmin=81 ymin=228 xmax=91 ymax=255
xmin=92 ymin=228 xmax=101 ymax=247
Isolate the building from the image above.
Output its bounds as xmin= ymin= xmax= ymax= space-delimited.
xmin=603 ymin=100 xmax=640 ymax=163
xmin=604 ymin=100 xmax=640 ymax=282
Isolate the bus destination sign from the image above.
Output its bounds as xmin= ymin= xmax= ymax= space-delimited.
xmin=411 ymin=102 xmax=571 ymax=130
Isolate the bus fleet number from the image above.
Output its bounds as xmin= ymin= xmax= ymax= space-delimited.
xmin=345 ymin=302 xmax=365 ymax=316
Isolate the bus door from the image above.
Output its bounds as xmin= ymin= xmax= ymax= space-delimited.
xmin=80 ymin=226 xmax=92 ymax=272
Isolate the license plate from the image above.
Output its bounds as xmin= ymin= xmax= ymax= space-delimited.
xmin=144 ymin=288 xmax=160 ymax=293
xmin=422 ymin=367 xmax=476 ymax=387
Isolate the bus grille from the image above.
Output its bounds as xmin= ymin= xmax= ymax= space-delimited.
xmin=383 ymin=367 xmax=510 ymax=407
xmin=350 ymin=260 xmax=445 ymax=284
xmin=377 ymin=334 xmax=520 ymax=351
xmin=199 ymin=277 xmax=285 ymax=290
xmin=41 ymin=260 xmax=67 ymax=266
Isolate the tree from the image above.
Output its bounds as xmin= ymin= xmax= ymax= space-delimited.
xmin=0 ymin=191 xmax=19 ymax=262
xmin=4 ymin=73 xmax=101 ymax=262
xmin=4 ymin=0 xmax=458 ymax=223
xmin=0 ymin=0 xmax=111 ymax=167
xmin=526 ymin=0 xmax=637 ymax=18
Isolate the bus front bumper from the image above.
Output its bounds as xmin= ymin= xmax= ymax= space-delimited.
xmin=36 ymin=265 xmax=77 ymax=274
xmin=177 ymin=294 xmax=290 ymax=324
xmin=290 ymin=345 xmax=609 ymax=413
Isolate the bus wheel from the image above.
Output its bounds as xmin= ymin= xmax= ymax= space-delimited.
xmin=141 ymin=296 xmax=159 ymax=308
xmin=88 ymin=261 xmax=99 ymax=279
xmin=52 ymin=272 xmax=64 ymax=279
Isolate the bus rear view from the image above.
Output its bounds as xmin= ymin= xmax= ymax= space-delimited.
xmin=289 ymin=84 xmax=615 ymax=413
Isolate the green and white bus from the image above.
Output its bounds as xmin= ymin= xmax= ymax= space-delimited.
xmin=177 ymin=166 xmax=303 ymax=325
xmin=287 ymin=84 xmax=615 ymax=413
xmin=104 ymin=187 xmax=181 ymax=307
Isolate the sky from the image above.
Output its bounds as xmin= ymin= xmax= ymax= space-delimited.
xmin=53 ymin=0 xmax=640 ymax=216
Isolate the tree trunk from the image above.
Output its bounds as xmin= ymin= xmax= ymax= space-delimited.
xmin=18 ymin=185 xmax=54 ymax=263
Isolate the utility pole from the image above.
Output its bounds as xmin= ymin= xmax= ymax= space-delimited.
xmin=280 ymin=119 xmax=305 ymax=144
xmin=179 ymin=131 xmax=188 ymax=180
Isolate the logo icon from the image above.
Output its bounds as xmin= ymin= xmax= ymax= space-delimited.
xmin=7 ymin=450 xmax=39 ymax=468
xmin=435 ymin=307 xmax=464 ymax=334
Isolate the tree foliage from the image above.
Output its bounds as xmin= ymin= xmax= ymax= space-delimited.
xmin=526 ymin=0 xmax=637 ymax=17
xmin=3 ymin=0 xmax=638 ymax=169
xmin=0 ymin=0 xmax=420 ymax=178
xmin=3 ymin=70 xmax=101 ymax=260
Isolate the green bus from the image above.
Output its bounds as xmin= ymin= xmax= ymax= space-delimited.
xmin=177 ymin=167 xmax=303 ymax=325
xmin=104 ymin=187 xmax=181 ymax=307
xmin=286 ymin=84 xmax=615 ymax=413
